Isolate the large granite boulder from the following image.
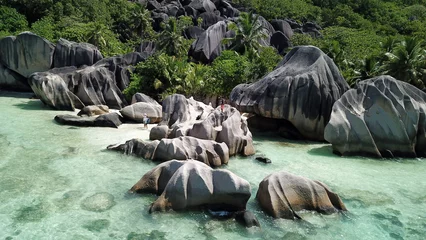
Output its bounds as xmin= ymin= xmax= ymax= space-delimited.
xmin=188 ymin=105 xmax=255 ymax=156
xmin=230 ymin=46 xmax=349 ymax=141
xmin=188 ymin=0 xmax=216 ymax=13
xmin=120 ymin=102 xmax=162 ymax=123
xmin=131 ymin=160 xmax=251 ymax=212
xmin=0 ymin=63 xmax=31 ymax=91
xmin=54 ymin=112 xmax=123 ymax=128
xmin=94 ymin=52 xmax=147 ymax=91
xmin=183 ymin=26 xmax=205 ymax=39
xmin=199 ymin=12 xmax=225 ymax=29
xmin=28 ymin=70 xmax=84 ymax=111
xmin=256 ymin=171 xmax=347 ymax=219
xmin=270 ymin=19 xmax=294 ymax=39
xmin=29 ymin=52 xmax=146 ymax=110
xmin=150 ymin=94 xmax=254 ymax=156
xmin=0 ymin=32 xmax=54 ymax=78
xmin=108 ymin=136 xmax=229 ymax=167
xmin=188 ymin=21 xmax=228 ymax=63
xmin=53 ymin=38 xmax=103 ymax=68
xmin=270 ymin=31 xmax=291 ymax=55
xmin=325 ymin=76 xmax=426 ymax=158
xmin=131 ymin=93 xmax=160 ymax=105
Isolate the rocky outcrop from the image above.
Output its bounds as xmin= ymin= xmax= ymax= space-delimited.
xmin=188 ymin=21 xmax=228 ymax=63
xmin=120 ymin=102 xmax=162 ymax=123
xmin=325 ymin=76 xmax=426 ymax=158
xmin=131 ymin=93 xmax=160 ymax=105
xmin=256 ymin=171 xmax=347 ymax=219
xmin=94 ymin=52 xmax=147 ymax=91
xmin=130 ymin=160 xmax=251 ymax=212
xmin=150 ymin=94 xmax=254 ymax=156
xmin=270 ymin=31 xmax=291 ymax=55
xmin=230 ymin=46 xmax=349 ymax=141
xmin=107 ymin=136 xmax=229 ymax=167
xmin=0 ymin=63 xmax=31 ymax=91
xmin=55 ymin=112 xmax=123 ymax=128
xmin=199 ymin=12 xmax=224 ymax=29
xmin=28 ymin=70 xmax=84 ymax=111
xmin=0 ymin=32 xmax=54 ymax=78
xmin=53 ymin=38 xmax=103 ymax=68
xmin=183 ymin=26 xmax=205 ymax=39
xmin=29 ymin=52 xmax=146 ymax=110
xmin=271 ymin=19 xmax=294 ymax=39
xmin=77 ymin=105 xmax=109 ymax=117
xmin=188 ymin=0 xmax=216 ymax=13
xmin=107 ymin=139 xmax=159 ymax=160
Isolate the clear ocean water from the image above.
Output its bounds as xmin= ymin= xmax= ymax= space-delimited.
xmin=0 ymin=92 xmax=425 ymax=240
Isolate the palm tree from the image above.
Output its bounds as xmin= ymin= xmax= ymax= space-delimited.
xmin=225 ymin=12 xmax=268 ymax=56
xmin=85 ymin=22 xmax=108 ymax=49
xmin=157 ymin=17 xmax=187 ymax=56
xmin=132 ymin=5 xmax=153 ymax=40
xmin=382 ymin=37 xmax=426 ymax=88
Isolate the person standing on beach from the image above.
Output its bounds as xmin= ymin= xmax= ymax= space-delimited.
xmin=220 ymin=98 xmax=225 ymax=112
xmin=143 ymin=113 xmax=149 ymax=129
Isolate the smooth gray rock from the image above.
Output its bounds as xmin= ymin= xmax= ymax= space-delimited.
xmin=271 ymin=19 xmax=294 ymax=39
xmin=77 ymin=105 xmax=109 ymax=117
xmin=189 ymin=0 xmax=216 ymax=13
xmin=130 ymin=160 xmax=251 ymax=212
xmin=199 ymin=12 xmax=224 ymax=29
xmin=120 ymin=102 xmax=162 ymax=123
xmin=53 ymin=38 xmax=103 ymax=68
xmin=230 ymin=46 xmax=349 ymax=141
xmin=0 ymin=32 xmax=54 ymax=78
xmin=188 ymin=21 xmax=228 ymax=63
xmin=107 ymin=139 xmax=160 ymax=159
xmin=29 ymin=71 xmax=84 ymax=111
xmin=0 ymin=63 xmax=31 ymax=91
xmin=183 ymin=26 xmax=205 ymax=39
xmin=270 ymin=31 xmax=292 ymax=55
xmin=325 ymin=75 xmax=426 ymax=158
xmin=149 ymin=125 xmax=170 ymax=140
xmin=256 ymin=171 xmax=347 ymax=219
xmin=108 ymin=136 xmax=229 ymax=167
xmin=153 ymin=136 xmax=229 ymax=167
xmin=94 ymin=52 xmax=147 ymax=91
xmin=29 ymin=52 xmax=145 ymax=110
xmin=131 ymin=93 xmax=160 ymax=105
xmin=55 ymin=112 xmax=123 ymax=128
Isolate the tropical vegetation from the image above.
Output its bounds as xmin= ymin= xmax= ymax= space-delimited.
xmin=0 ymin=0 xmax=426 ymax=99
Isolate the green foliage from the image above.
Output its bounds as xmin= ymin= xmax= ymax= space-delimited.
xmin=247 ymin=46 xmax=282 ymax=81
xmin=31 ymin=16 xmax=56 ymax=42
xmin=158 ymin=17 xmax=192 ymax=57
xmin=125 ymin=53 xmax=213 ymax=100
xmin=382 ymin=37 xmax=426 ymax=88
xmin=0 ymin=6 xmax=28 ymax=34
xmin=210 ymin=51 xmax=250 ymax=96
xmin=225 ymin=12 xmax=268 ymax=56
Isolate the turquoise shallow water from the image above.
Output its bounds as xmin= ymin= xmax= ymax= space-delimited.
xmin=0 ymin=92 xmax=425 ymax=240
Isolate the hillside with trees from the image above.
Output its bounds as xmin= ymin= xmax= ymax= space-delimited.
xmin=0 ymin=0 xmax=425 ymax=99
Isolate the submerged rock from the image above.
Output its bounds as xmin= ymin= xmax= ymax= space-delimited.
xmin=256 ymin=171 xmax=347 ymax=219
xmin=235 ymin=210 xmax=261 ymax=228
xmin=81 ymin=192 xmax=116 ymax=212
xmin=230 ymin=46 xmax=349 ymax=141
xmin=131 ymin=160 xmax=251 ymax=212
xmin=325 ymin=76 xmax=426 ymax=158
